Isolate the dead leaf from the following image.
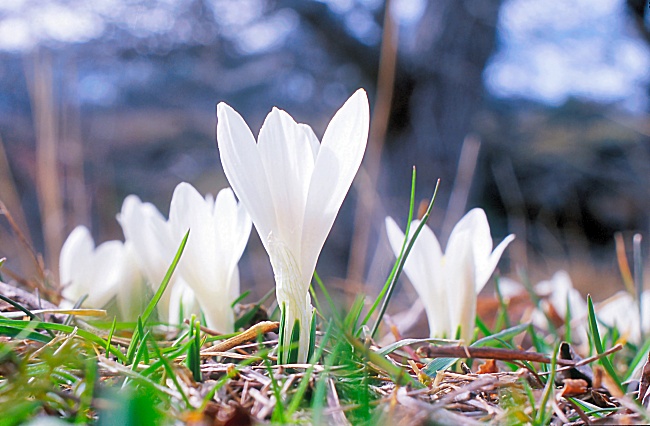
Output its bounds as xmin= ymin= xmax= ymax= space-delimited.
xmin=560 ymin=378 xmax=588 ymax=397
xmin=477 ymin=359 xmax=498 ymax=374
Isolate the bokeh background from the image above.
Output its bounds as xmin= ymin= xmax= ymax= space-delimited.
xmin=1 ymin=0 xmax=649 ymax=311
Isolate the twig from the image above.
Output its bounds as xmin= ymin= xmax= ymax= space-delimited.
xmin=202 ymin=321 xmax=279 ymax=354
xmin=541 ymin=344 xmax=624 ymax=375
xmin=418 ymin=345 xmax=579 ymax=366
xmin=0 ymin=202 xmax=47 ymax=283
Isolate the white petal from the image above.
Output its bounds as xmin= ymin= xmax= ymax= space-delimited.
xmin=257 ymin=108 xmax=316 ymax=253
xmin=217 ymin=103 xmax=276 ymax=252
xmin=167 ymin=279 xmax=200 ymax=325
xmin=59 ymin=226 xmax=93 ymax=291
xmin=300 ymin=89 xmax=369 ymax=281
xmin=119 ymin=195 xmax=174 ymax=288
xmin=447 ymin=208 xmax=513 ymax=292
xmin=169 ymin=182 xmax=217 ymax=283
xmin=443 ymin=232 xmax=476 ymax=343
xmin=214 ymin=188 xmax=251 ymax=265
xmin=87 ymin=240 xmax=125 ymax=308
xmin=299 ymin=123 xmax=320 ymax=161
xmin=115 ymin=242 xmax=148 ymax=321
xmin=385 ymin=217 xmax=449 ymax=338
xmin=476 ymin=234 xmax=514 ymax=292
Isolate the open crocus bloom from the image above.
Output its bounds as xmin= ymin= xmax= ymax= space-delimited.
xmin=532 ymin=270 xmax=588 ymax=338
xmin=59 ymin=226 xmax=145 ymax=318
xmin=169 ymin=183 xmax=251 ymax=333
xmin=118 ymin=194 xmax=195 ymax=324
xmin=217 ymin=89 xmax=369 ymax=363
xmin=385 ymin=208 xmax=514 ymax=343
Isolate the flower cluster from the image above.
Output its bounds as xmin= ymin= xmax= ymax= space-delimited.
xmin=59 ymin=184 xmax=250 ymax=334
xmin=59 ymin=88 xmax=516 ymax=364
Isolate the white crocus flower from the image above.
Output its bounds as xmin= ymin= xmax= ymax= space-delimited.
xmin=217 ymin=89 xmax=369 ymax=363
xmin=59 ymin=226 xmax=145 ymax=318
xmin=385 ymin=209 xmax=514 ymax=344
xmin=168 ymin=183 xmax=251 ymax=333
xmin=532 ymin=270 xmax=588 ymax=338
xmin=597 ymin=290 xmax=650 ymax=344
xmin=118 ymin=194 xmax=195 ymax=324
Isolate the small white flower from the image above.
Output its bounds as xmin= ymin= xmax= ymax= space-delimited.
xmin=168 ymin=183 xmax=251 ymax=334
xmin=217 ymin=89 xmax=369 ymax=363
xmin=385 ymin=208 xmax=514 ymax=343
xmin=59 ymin=226 xmax=145 ymax=318
xmin=531 ymin=270 xmax=588 ymax=341
xmin=597 ymin=290 xmax=650 ymax=344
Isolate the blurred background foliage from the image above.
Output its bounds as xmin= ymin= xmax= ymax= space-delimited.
xmin=0 ymin=0 xmax=649 ymax=303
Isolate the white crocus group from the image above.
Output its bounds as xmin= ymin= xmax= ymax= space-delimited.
xmin=118 ymin=183 xmax=251 ymax=333
xmin=385 ymin=208 xmax=514 ymax=344
xmin=217 ymin=89 xmax=369 ymax=363
xmin=59 ymin=226 xmax=147 ymax=320
xmin=59 ymin=182 xmax=250 ymax=333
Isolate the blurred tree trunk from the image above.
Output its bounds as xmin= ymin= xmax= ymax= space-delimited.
xmin=386 ymin=0 xmax=503 ymax=212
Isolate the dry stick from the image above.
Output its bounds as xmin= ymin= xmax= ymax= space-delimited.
xmin=347 ymin=0 xmax=398 ymax=283
xmin=201 ymin=321 xmax=279 ymax=354
xmin=0 ymin=202 xmax=46 ymax=279
xmin=0 ymin=135 xmax=36 ymax=271
xmin=26 ymin=51 xmax=65 ymax=278
xmin=440 ymin=134 xmax=481 ymax=243
xmin=491 ymin=156 xmax=528 ymax=268
xmin=615 ymin=233 xmax=635 ymax=295
xmin=419 ymin=345 xmax=581 ymax=367
xmin=61 ymin=58 xmax=90 ymax=229
xmin=542 ymin=343 xmax=624 ymax=375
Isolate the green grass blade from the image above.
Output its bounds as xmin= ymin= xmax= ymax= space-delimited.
xmin=313 ymin=271 xmax=340 ymax=323
xmin=344 ymin=332 xmax=416 ymax=387
xmin=287 ymin=322 xmax=333 ymax=417
xmin=105 ymin=316 xmax=117 ymax=356
xmin=625 ymin=338 xmax=650 ymax=381
xmin=311 ymin=338 xmax=344 ymax=423
xmin=126 ymin=230 xmax=189 ymax=363
xmin=0 ymin=319 xmax=126 ymax=362
xmin=234 ymin=287 xmax=275 ymax=330
xmin=0 ymin=324 xmax=51 ymax=343
xmin=287 ymin=319 xmax=301 ymax=365
xmin=186 ymin=317 xmax=202 ymax=382
xmin=265 ymin=355 xmax=287 ymax=423
xmin=494 ymin=276 xmax=512 ymax=330
xmin=231 ymin=290 xmax=251 ymax=308
xmin=536 ymin=342 xmax=559 ymax=424
xmin=278 ymin=302 xmax=286 ymax=364
xmin=75 ymin=357 xmax=98 ymax=424
xmin=0 ymin=293 xmax=55 ymax=338
xmin=360 ymin=167 xmax=418 ymax=331
xmin=586 ymin=295 xmax=625 ymax=395
xmin=472 ymin=322 xmax=530 ymax=348
xmin=377 ymin=337 xmax=456 ymax=356
xmin=141 ymin=231 xmax=189 ymax=325
xmin=150 ymin=339 xmax=191 ymax=408
xmin=370 ymin=178 xmax=440 ymax=338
